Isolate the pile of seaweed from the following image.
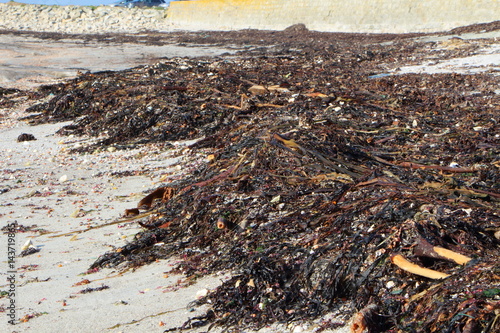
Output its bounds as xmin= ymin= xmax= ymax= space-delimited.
xmin=19 ymin=30 xmax=500 ymax=332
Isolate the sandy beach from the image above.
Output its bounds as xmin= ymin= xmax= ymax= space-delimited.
xmin=1 ymin=26 xmax=499 ymax=333
xmin=0 ymin=109 xmax=228 ymax=332
xmin=0 ymin=34 xmax=238 ymax=333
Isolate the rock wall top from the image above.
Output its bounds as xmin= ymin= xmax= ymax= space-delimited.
xmin=0 ymin=3 xmax=169 ymax=34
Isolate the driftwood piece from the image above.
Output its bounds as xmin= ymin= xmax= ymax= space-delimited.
xmin=391 ymin=254 xmax=450 ymax=279
xmin=351 ymin=303 xmax=379 ymax=333
xmin=413 ymin=237 xmax=472 ymax=265
xmin=398 ymin=161 xmax=476 ymax=173
xmin=138 ymin=187 xmax=177 ymax=209
xmin=355 ymin=176 xmax=415 ymax=191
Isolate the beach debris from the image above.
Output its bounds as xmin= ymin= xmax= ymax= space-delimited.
xmin=137 ymin=187 xmax=177 ymax=209
xmin=196 ymin=288 xmax=209 ymax=299
xmin=215 ymin=217 xmax=241 ymax=232
xmin=124 ymin=208 xmax=140 ymax=217
xmin=351 ymin=304 xmax=382 ymax=333
xmin=17 ymin=133 xmax=36 ymax=142
xmin=216 ymin=217 xmax=228 ymax=229
xmin=19 ymin=239 xmax=40 ymax=257
xmin=248 ymin=84 xmax=290 ymax=95
xmin=391 ymin=254 xmax=450 ymax=280
xmin=78 ymin=285 xmax=110 ymax=294
xmin=0 ymin=86 xmax=20 ymax=96
xmin=18 ymin=264 xmax=39 ymax=272
xmin=19 ymin=312 xmax=47 ymax=323
xmin=1 ymin=222 xmax=51 ymax=235
xmin=413 ymin=236 xmax=472 ymax=265
xmin=19 ymin=246 xmax=40 ymax=257
xmin=20 ymin=27 xmax=500 ymax=333
xmin=69 ymin=208 xmax=80 ymax=218
xmin=21 ymin=239 xmax=33 ymax=251
xmin=72 ymin=279 xmax=91 ymax=286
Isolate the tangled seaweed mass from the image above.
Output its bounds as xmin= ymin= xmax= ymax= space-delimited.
xmin=10 ymin=26 xmax=500 ymax=332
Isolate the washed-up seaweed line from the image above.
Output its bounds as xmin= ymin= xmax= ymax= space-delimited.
xmin=16 ymin=43 xmax=500 ymax=332
xmin=90 ymin=126 xmax=499 ymax=331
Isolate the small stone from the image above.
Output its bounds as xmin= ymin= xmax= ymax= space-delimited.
xmin=270 ymin=195 xmax=280 ymax=203
xmin=70 ymin=209 xmax=81 ymax=218
xmin=17 ymin=133 xmax=36 ymax=142
xmin=293 ymin=325 xmax=304 ymax=333
xmin=196 ymin=288 xmax=208 ymax=299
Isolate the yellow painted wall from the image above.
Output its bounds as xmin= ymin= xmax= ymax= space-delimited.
xmin=166 ymin=0 xmax=500 ymax=33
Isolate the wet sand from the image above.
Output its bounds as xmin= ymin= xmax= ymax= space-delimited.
xmin=0 ymin=32 xmax=238 ymax=88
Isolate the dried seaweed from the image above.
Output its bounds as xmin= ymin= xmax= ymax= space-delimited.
xmin=19 ymin=28 xmax=500 ymax=332
xmin=78 ymin=285 xmax=110 ymax=294
xmin=19 ymin=246 xmax=41 ymax=257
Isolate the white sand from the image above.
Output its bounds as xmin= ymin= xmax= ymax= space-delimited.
xmin=395 ymin=31 xmax=500 ymax=75
xmin=0 ymin=118 xmax=232 ymax=332
xmin=397 ymin=43 xmax=500 ymax=75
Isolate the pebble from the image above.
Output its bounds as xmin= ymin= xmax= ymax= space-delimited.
xmin=196 ymin=288 xmax=209 ymax=299
xmin=293 ymin=325 xmax=304 ymax=333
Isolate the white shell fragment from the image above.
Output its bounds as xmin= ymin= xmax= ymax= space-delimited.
xmin=21 ymin=239 xmax=34 ymax=251
xmin=196 ymin=288 xmax=209 ymax=299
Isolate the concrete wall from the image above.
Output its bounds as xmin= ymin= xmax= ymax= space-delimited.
xmin=167 ymin=0 xmax=500 ymax=33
